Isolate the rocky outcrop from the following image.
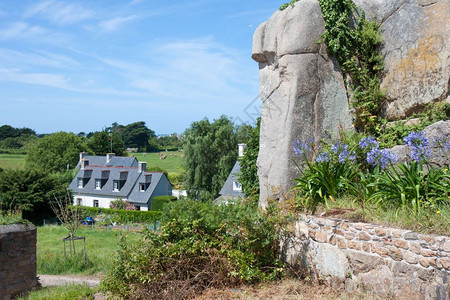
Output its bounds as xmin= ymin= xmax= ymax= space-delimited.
xmin=252 ymin=0 xmax=353 ymax=206
xmin=357 ymin=0 xmax=449 ymax=119
xmin=390 ymin=120 xmax=450 ymax=166
xmin=252 ymin=0 xmax=449 ymax=206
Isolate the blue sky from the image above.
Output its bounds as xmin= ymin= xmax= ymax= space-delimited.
xmin=0 ymin=0 xmax=278 ymax=135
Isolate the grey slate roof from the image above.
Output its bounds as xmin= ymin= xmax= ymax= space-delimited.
xmin=75 ymin=155 xmax=138 ymax=168
xmin=218 ymin=161 xmax=244 ymax=197
xmin=69 ymin=155 xmax=171 ymax=205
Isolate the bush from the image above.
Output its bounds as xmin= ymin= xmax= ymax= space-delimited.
xmin=150 ymin=195 xmax=177 ymax=211
xmin=101 ymin=200 xmax=290 ymax=299
xmin=77 ymin=206 xmax=162 ymax=224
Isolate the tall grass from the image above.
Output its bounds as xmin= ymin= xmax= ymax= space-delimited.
xmin=37 ymin=225 xmax=140 ymax=275
xmin=18 ymin=284 xmax=94 ymax=300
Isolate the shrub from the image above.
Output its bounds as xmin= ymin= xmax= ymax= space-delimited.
xmin=150 ymin=195 xmax=177 ymax=211
xmin=101 ymin=200 xmax=289 ymax=299
xmin=77 ymin=206 xmax=162 ymax=224
xmin=109 ymin=199 xmax=127 ymax=210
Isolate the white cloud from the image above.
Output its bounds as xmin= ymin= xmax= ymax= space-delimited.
xmin=24 ymin=0 xmax=93 ymax=25
xmin=96 ymin=37 xmax=258 ymax=105
xmin=0 ymin=48 xmax=79 ymax=69
xmin=0 ymin=22 xmax=46 ymax=40
xmin=98 ymin=15 xmax=138 ymax=32
xmin=0 ymin=67 xmax=71 ymax=90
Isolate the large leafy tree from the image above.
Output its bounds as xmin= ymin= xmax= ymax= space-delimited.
xmin=122 ymin=121 xmax=156 ymax=151
xmin=26 ymin=132 xmax=89 ymax=172
xmin=239 ymin=118 xmax=260 ymax=200
xmin=87 ymin=131 xmax=125 ymax=156
xmin=183 ymin=116 xmax=237 ymax=201
xmin=0 ymin=169 xmax=68 ymax=224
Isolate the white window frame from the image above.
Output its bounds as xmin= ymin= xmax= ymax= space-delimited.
xmin=93 ymin=200 xmax=99 ymax=207
xmin=78 ymin=178 xmax=83 ymax=188
xmin=113 ymin=181 xmax=119 ymax=192
xmin=76 ymin=198 xmax=82 ymax=206
xmin=233 ymin=181 xmax=242 ymax=191
xmin=95 ymin=179 xmax=101 ymax=190
xmin=139 ymin=183 xmax=146 ymax=192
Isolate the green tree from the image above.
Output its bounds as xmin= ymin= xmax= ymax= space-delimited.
xmin=122 ymin=121 xmax=156 ymax=151
xmin=26 ymin=132 xmax=88 ymax=172
xmin=0 ymin=169 xmax=68 ymax=224
xmin=183 ymin=116 xmax=237 ymax=201
xmin=87 ymin=131 xmax=125 ymax=156
xmin=239 ymin=118 xmax=260 ymax=200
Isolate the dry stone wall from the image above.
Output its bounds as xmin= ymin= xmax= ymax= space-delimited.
xmin=0 ymin=224 xmax=37 ymax=300
xmin=282 ymin=216 xmax=449 ymax=299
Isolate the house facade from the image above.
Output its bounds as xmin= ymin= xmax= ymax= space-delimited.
xmin=68 ymin=152 xmax=172 ymax=211
xmin=217 ymin=144 xmax=246 ymax=202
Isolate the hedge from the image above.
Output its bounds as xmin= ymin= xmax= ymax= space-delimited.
xmin=77 ymin=206 xmax=162 ymax=224
xmin=150 ymin=196 xmax=177 ymax=211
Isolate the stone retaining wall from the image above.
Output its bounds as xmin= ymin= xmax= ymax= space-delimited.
xmin=0 ymin=224 xmax=37 ymax=300
xmin=282 ymin=215 xmax=449 ymax=299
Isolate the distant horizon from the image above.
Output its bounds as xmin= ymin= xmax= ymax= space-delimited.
xmin=0 ymin=0 xmax=276 ymax=135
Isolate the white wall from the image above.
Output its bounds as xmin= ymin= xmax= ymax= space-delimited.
xmin=73 ymin=195 xmax=119 ymax=209
xmin=73 ymin=195 xmax=150 ymax=210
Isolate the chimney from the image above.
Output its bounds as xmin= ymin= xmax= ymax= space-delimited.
xmin=80 ymin=152 xmax=87 ymax=162
xmin=238 ymin=144 xmax=247 ymax=158
xmin=81 ymin=159 xmax=89 ymax=169
xmin=138 ymin=162 xmax=147 ymax=173
xmin=106 ymin=153 xmax=115 ymax=163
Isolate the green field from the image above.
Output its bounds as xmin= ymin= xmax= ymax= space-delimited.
xmin=133 ymin=151 xmax=184 ymax=173
xmin=37 ymin=225 xmax=141 ymax=275
xmin=0 ymin=154 xmax=26 ymax=170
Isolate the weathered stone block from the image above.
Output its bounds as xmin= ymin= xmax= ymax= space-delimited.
xmin=403 ymin=251 xmax=419 ymax=265
xmin=337 ymin=237 xmax=346 ymax=249
xmin=410 ymin=242 xmax=421 ymax=254
xmin=376 ymin=247 xmax=389 ymax=258
xmin=348 ymin=241 xmax=362 ymax=251
xmin=358 ymin=232 xmax=371 ymax=241
xmin=393 ymin=239 xmax=409 ymax=250
xmin=312 ymin=231 xmax=327 ymax=243
xmin=419 ymin=258 xmax=430 ymax=268
xmin=404 ymin=232 xmax=419 ymax=240
xmin=375 ymin=227 xmax=387 ymax=236
xmin=388 ymin=246 xmax=403 ymax=261
xmin=439 ymin=257 xmax=450 ymax=270
xmin=421 ymin=249 xmax=435 ymax=257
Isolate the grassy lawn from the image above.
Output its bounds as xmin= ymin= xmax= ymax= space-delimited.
xmin=19 ymin=285 xmax=95 ymax=300
xmin=0 ymin=153 xmax=26 ymax=170
xmin=37 ymin=225 xmax=141 ymax=275
xmin=133 ymin=151 xmax=184 ymax=173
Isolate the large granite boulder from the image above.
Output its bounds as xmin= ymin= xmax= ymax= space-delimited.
xmin=252 ymin=0 xmax=449 ymax=206
xmin=252 ymin=0 xmax=353 ymax=206
xmin=356 ymin=0 xmax=449 ymax=119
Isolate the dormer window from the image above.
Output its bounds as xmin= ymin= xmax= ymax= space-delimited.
xmin=95 ymin=179 xmax=102 ymax=190
xmin=78 ymin=178 xmax=84 ymax=188
xmin=139 ymin=183 xmax=146 ymax=192
xmin=233 ymin=181 xmax=242 ymax=191
xmin=113 ymin=180 xmax=119 ymax=192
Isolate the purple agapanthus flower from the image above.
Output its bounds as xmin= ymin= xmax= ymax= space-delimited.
xmin=330 ymin=141 xmax=345 ymax=154
xmin=367 ymin=147 xmax=398 ymax=169
xmin=359 ymin=136 xmax=379 ymax=150
xmin=403 ymin=131 xmax=431 ymax=161
xmin=338 ymin=149 xmax=356 ymax=163
xmin=293 ymin=139 xmax=312 ymax=156
xmin=316 ymin=152 xmax=330 ymax=163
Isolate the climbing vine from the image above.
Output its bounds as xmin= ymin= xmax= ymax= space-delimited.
xmin=318 ymin=0 xmax=384 ymax=135
xmin=280 ymin=0 xmax=300 ymax=10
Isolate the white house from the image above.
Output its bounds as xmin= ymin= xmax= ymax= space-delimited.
xmin=68 ymin=153 xmax=172 ymax=211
